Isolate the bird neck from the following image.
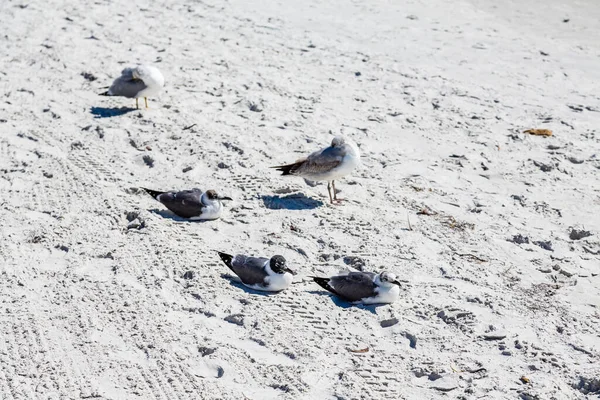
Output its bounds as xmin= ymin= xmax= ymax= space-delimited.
xmin=201 ymin=193 xmax=219 ymax=207
xmin=374 ymin=274 xmax=382 ymax=285
xmin=264 ymin=262 xmax=274 ymax=275
xmin=345 ymin=141 xmax=360 ymax=159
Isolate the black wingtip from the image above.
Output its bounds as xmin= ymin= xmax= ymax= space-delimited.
xmin=141 ymin=187 xmax=164 ymax=200
xmin=270 ymin=164 xmax=294 ymax=176
xmin=312 ymin=277 xmax=331 ymax=290
xmin=216 ymin=251 xmax=234 ymax=270
xmin=312 ymin=277 xmax=347 ymax=300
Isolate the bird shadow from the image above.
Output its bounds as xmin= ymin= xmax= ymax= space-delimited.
xmin=306 ymin=290 xmax=384 ymax=314
xmin=149 ymin=209 xmax=210 ymax=223
xmin=90 ymin=106 xmax=136 ymax=118
xmin=220 ymin=273 xmax=280 ymax=296
xmin=262 ymin=193 xmax=323 ymax=210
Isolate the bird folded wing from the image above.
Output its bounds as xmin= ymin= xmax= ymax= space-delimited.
xmin=158 ymin=190 xmax=205 ymax=218
xmin=109 ymin=76 xmax=147 ymax=98
xmin=293 ymin=150 xmax=342 ymax=175
xmin=330 ymin=272 xmax=377 ymax=302
xmin=231 ymin=255 xmax=270 ymax=285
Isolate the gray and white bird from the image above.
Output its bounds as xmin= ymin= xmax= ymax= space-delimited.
xmin=142 ymin=188 xmax=232 ymax=220
xmin=101 ymin=65 xmax=164 ymax=109
xmin=217 ymin=251 xmax=296 ymax=292
xmin=312 ymin=271 xmax=401 ymax=304
xmin=272 ymin=136 xmax=361 ymax=204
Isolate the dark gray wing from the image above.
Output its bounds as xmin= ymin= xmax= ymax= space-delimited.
xmin=230 ymin=255 xmax=269 ymax=286
xmin=329 ymin=272 xmax=377 ymax=302
xmin=108 ymin=68 xmax=147 ymax=98
xmin=291 ymin=145 xmax=344 ymax=176
xmin=158 ymin=188 xmax=205 ymax=218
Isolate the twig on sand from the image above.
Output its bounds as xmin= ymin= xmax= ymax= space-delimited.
xmin=569 ymin=343 xmax=594 ymax=356
xmin=183 ymin=123 xmax=197 ymax=131
xmin=465 ymin=367 xmax=487 ymax=374
xmin=501 ymin=265 xmax=513 ymax=275
xmin=524 ymin=128 xmax=552 ymax=137
xmin=454 ymin=253 xmax=488 ymax=263
xmin=347 ymin=347 xmax=369 ymax=354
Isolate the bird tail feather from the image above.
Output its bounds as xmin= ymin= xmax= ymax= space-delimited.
xmin=141 ymin=187 xmax=164 ymax=200
xmin=311 ymin=277 xmax=331 ymax=290
xmin=270 ymin=162 xmax=301 ymax=176
xmin=216 ymin=251 xmax=235 ymax=271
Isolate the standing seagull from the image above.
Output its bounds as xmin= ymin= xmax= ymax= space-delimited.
xmin=142 ymin=188 xmax=232 ymax=220
xmin=272 ymin=136 xmax=360 ymax=204
xmin=312 ymin=271 xmax=401 ymax=304
xmin=100 ymin=65 xmax=164 ymax=109
xmin=217 ymin=251 xmax=296 ymax=292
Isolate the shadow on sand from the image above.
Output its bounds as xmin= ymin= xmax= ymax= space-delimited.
xmin=148 ymin=208 xmax=211 ymax=222
xmin=90 ymin=106 xmax=137 ymax=118
xmin=306 ymin=290 xmax=385 ymax=314
xmin=261 ymin=193 xmax=323 ymax=210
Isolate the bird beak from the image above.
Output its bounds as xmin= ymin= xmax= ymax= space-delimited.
xmin=283 ymin=267 xmax=297 ymax=275
xmin=219 ymin=196 xmax=233 ymax=201
xmin=393 ymin=280 xmax=401 ymax=287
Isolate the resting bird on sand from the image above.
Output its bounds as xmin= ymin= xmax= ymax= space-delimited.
xmin=216 ymin=251 xmax=296 ymax=292
xmin=142 ymin=188 xmax=232 ymax=220
xmin=272 ymin=136 xmax=360 ymax=204
xmin=312 ymin=271 xmax=401 ymax=304
xmin=100 ymin=65 xmax=164 ymax=109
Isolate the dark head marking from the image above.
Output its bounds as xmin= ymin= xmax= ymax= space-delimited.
xmin=270 ymin=255 xmax=294 ymax=275
xmin=205 ymin=190 xmax=232 ymax=201
xmin=205 ymin=190 xmax=218 ymax=200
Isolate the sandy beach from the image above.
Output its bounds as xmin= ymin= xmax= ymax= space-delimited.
xmin=1 ymin=0 xmax=599 ymax=398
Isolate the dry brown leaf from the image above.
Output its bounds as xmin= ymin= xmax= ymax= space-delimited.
xmin=347 ymin=347 xmax=369 ymax=353
xmin=524 ymin=129 xmax=553 ymax=136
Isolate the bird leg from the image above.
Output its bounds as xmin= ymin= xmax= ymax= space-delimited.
xmin=135 ymin=98 xmax=139 ymax=109
xmin=144 ymin=97 xmax=148 ymax=108
xmin=327 ymin=181 xmax=334 ymax=204
xmin=332 ymin=181 xmax=344 ymax=203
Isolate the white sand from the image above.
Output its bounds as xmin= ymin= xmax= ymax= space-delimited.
xmin=1 ymin=0 xmax=599 ymax=398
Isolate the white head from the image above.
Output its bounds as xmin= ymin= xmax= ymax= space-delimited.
xmin=332 ymin=135 xmax=360 ymax=159
xmin=331 ymin=136 xmax=346 ymax=147
xmin=201 ymin=190 xmax=233 ymax=205
xmin=133 ymin=65 xmax=165 ymax=87
xmin=376 ymin=271 xmax=401 ymax=288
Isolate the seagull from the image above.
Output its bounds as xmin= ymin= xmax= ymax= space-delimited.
xmin=142 ymin=188 xmax=232 ymax=220
xmin=217 ymin=251 xmax=296 ymax=292
xmin=100 ymin=65 xmax=164 ymax=109
xmin=312 ymin=271 xmax=401 ymax=304
xmin=272 ymin=136 xmax=361 ymax=204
